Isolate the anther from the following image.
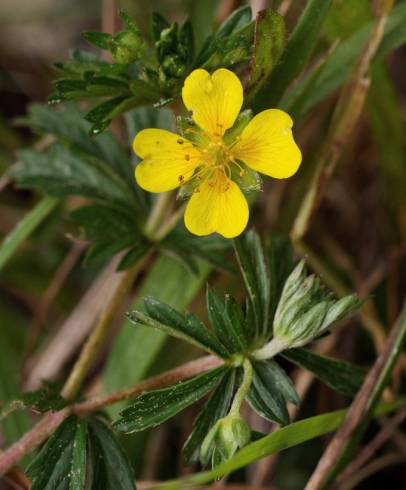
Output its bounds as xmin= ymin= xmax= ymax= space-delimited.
xmin=177 ymin=139 xmax=184 ymax=144
xmin=178 ymin=175 xmax=184 ymax=182
xmin=185 ymin=154 xmax=190 ymax=161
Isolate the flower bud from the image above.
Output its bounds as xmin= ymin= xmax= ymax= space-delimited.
xmin=254 ymin=262 xmax=363 ymax=360
xmin=200 ymin=415 xmax=251 ymax=466
xmin=110 ymin=30 xmax=144 ymax=64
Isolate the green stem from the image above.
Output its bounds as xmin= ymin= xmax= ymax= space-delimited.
xmin=0 ymin=196 xmax=59 ymax=272
xmin=229 ymin=358 xmax=253 ymax=416
xmin=61 ymin=191 xmax=181 ymax=401
xmin=144 ymin=192 xmax=174 ymax=239
xmin=251 ymin=337 xmax=289 ymax=361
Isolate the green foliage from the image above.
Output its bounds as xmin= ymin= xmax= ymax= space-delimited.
xmin=127 ymin=297 xmax=229 ymax=358
xmin=271 ymin=261 xmax=363 ymax=350
xmin=19 ymin=381 xmax=67 ymax=413
xmin=245 ymin=9 xmax=285 ymax=101
xmin=48 ymin=6 xmax=287 ymax=133
xmin=233 ymin=231 xmax=270 ymax=342
xmin=27 ymin=415 xmax=136 ymax=490
xmin=183 ymin=370 xmax=236 ymax=465
xmin=247 ymin=360 xmax=299 ymax=426
xmin=0 ymin=196 xmax=58 ymax=273
xmin=88 ymin=417 xmax=136 ymax=490
xmin=119 ymin=230 xmax=364 ymax=467
xmin=283 ymin=2 xmax=406 ymax=120
xmin=27 ymin=416 xmax=88 ymax=490
xmin=282 ymin=348 xmax=365 ymax=397
xmin=253 ymin=0 xmax=333 ymax=110
xmin=114 ymin=366 xmax=228 ymax=433
xmin=151 ymin=400 xmax=404 ymax=489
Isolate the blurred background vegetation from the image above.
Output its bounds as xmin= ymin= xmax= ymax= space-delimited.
xmin=0 ymin=0 xmax=405 ymax=488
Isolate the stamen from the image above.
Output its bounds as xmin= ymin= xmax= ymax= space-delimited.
xmin=177 ymin=139 xmax=184 ymax=145
xmin=230 ymin=157 xmax=245 ymax=177
xmin=178 ymin=175 xmax=184 ymax=183
xmin=185 ymin=154 xmax=190 ymax=161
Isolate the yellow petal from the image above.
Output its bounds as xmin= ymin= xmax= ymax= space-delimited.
xmin=182 ymin=68 xmax=243 ymax=137
xmin=134 ymin=129 xmax=201 ymax=192
xmin=184 ymin=172 xmax=249 ymax=238
xmin=232 ymin=109 xmax=302 ymax=178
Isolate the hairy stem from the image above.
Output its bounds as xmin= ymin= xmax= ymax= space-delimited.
xmin=229 ymin=358 xmax=253 ymax=416
xmin=0 ymin=355 xmax=222 ymax=475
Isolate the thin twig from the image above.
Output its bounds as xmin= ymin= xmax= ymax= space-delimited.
xmin=291 ymin=3 xmax=391 ymax=242
xmin=337 ymin=452 xmax=404 ymax=490
xmin=60 ymin=253 xmax=150 ymax=400
xmin=23 ymin=242 xmax=85 ymax=363
xmin=0 ymin=355 xmax=221 ymax=475
xmin=336 ymin=409 xmax=406 ymax=485
xmin=304 ymin=302 xmax=406 ymax=489
xmin=24 ymin=258 xmax=122 ymax=389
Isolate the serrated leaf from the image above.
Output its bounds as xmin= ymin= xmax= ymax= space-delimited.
xmin=245 ymin=9 xmax=285 ymax=101
xmin=128 ymin=297 xmax=229 ymax=358
xmin=151 ymin=12 xmax=170 ymax=43
xmin=233 ymin=230 xmax=270 ymax=342
xmin=246 ymin=361 xmax=294 ymax=425
xmin=88 ymin=417 xmax=136 ymax=490
xmin=197 ymin=6 xmax=254 ymax=68
xmin=179 ymin=20 xmax=194 ymax=66
xmin=119 ymin=10 xmax=140 ymax=34
xmin=282 ymin=348 xmax=365 ymax=396
xmin=10 ymin=144 xmax=130 ymax=208
xmin=83 ymin=31 xmax=113 ymax=50
xmin=19 ymin=381 xmax=66 ymax=413
xmin=183 ymin=370 xmax=236 ymax=465
xmin=26 ymin=416 xmax=87 ymax=490
xmin=114 ymin=366 xmax=227 ymax=433
xmin=85 ymin=96 xmax=130 ymax=124
xmin=19 ymin=103 xmax=136 ymax=192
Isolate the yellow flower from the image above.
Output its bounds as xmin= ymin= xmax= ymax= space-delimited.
xmin=133 ymin=68 xmax=302 ymax=238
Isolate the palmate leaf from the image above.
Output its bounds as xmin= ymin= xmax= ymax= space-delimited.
xmin=114 ymin=366 xmax=228 ymax=433
xmin=18 ymin=103 xmax=137 ymax=192
xmin=183 ymin=370 xmax=236 ymax=465
xmin=127 ymin=298 xmax=229 ymax=359
xmin=282 ymin=348 xmax=365 ymax=396
xmin=246 ymin=360 xmax=299 ymax=426
xmin=10 ymin=144 xmax=132 ymax=209
xmin=71 ymin=204 xmax=146 ymax=267
xmin=26 ymin=415 xmax=136 ymax=490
